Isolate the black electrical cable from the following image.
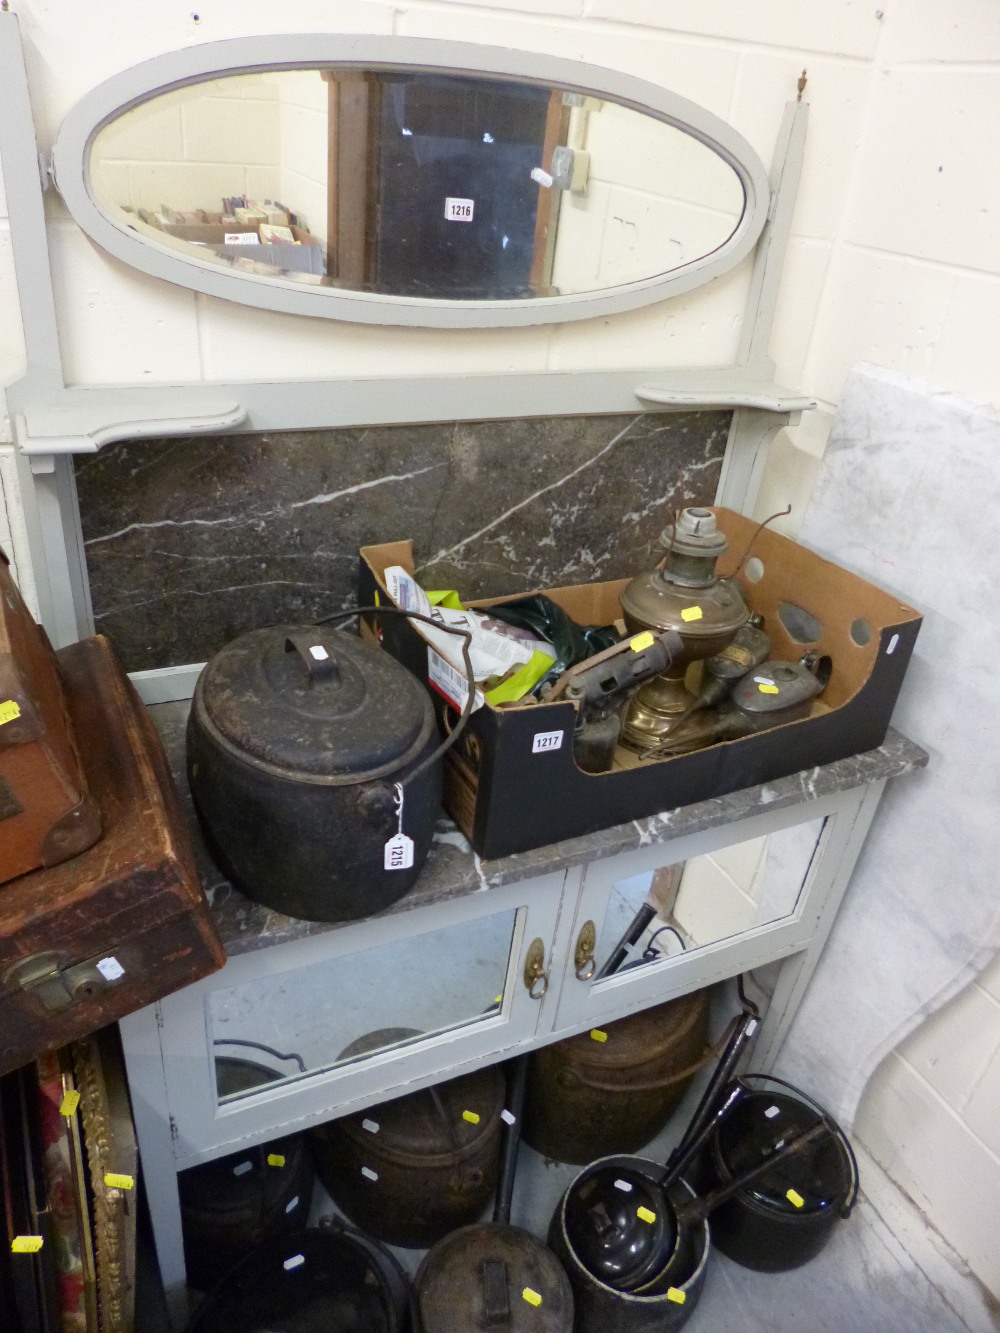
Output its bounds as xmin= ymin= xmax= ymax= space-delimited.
xmin=211 ymin=1038 xmax=306 ymax=1072
xmin=642 ymin=924 xmax=686 ymax=958
xmin=313 ymin=604 xmax=476 ymax=792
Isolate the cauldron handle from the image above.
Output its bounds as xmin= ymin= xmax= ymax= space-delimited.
xmin=284 ymin=631 xmax=341 ymax=684
xmin=675 ymin=1118 xmax=832 ymax=1226
xmin=480 ymin=1259 xmax=512 ymax=1328
xmin=736 ymin=1072 xmax=860 ymax=1217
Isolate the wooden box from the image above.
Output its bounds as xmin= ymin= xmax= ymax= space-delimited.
xmin=0 ymin=549 xmax=100 ymax=884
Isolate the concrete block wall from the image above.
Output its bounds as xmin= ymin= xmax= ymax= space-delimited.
xmin=1 ymin=0 xmax=999 ymax=1295
xmin=92 ymin=74 xmax=282 ymax=216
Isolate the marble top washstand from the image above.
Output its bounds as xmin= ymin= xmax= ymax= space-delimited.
xmin=152 ymin=698 xmax=925 ymax=960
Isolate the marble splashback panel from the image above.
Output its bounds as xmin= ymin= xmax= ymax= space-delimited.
xmin=774 ymin=362 xmax=1000 ymax=1127
xmin=75 ymin=411 xmax=730 ymax=672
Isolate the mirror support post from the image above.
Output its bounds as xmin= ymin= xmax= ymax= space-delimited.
xmin=717 ymin=98 xmax=809 ymax=516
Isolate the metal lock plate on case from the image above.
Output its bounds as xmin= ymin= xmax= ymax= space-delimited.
xmin=0 ymin=773 xmax=23 ymax=821
xmin=5 ymin=949 xmax=128 ymax=1013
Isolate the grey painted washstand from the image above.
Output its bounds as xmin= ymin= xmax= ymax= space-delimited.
xmin=119 ymin=705 xmax=925 ymax=1327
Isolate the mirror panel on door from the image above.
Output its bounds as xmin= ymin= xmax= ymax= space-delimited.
xmin=207 ymin=906 xmax=519 ymax=1102
xmin=591 ymin=818 xmax=827 ymax=980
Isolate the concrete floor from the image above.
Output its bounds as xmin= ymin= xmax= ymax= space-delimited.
xmin=149 ymin=1094 xmax=1000 ymax=1333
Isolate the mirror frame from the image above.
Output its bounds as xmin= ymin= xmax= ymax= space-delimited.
xmin=52 ymin=35 xmax=771 ymax=328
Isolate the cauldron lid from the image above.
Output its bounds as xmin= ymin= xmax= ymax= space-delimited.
xmin=319 ymin=1061 xmax=505 ymax=1158
xmin=716 ymin=1092 xmax=850 ymax=1213
xmin=196 ymin=625 xmax=432 ymax=778
xmin=416 ymin=1224 xmax=574 ymax=1331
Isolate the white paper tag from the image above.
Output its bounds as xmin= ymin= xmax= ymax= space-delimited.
xmin=96 ymin=957 xmax=125 ymax=981
xmin=427 ymin=647 xmax=485 ymax=712
xmin=285 ymin=1195 xmax=300 ymax=1214
xmin=283 ymin=1253 xmax=305 ymax=1271
xmin=309 ymin=644 xmax=329 ymax=660
xmin=501 ymin=1109 xmax=516 ymax=1127
xmin=753 ymin=675 xmax=775 ymax=688
xmin=887 ymin=633 xmax=899 ymax=655
xmin=445 ymin=196 xmax=475 ymax=222
xmin=224 ymin=231 xmax=259 ymax=245
xmin=232 ymin=1160 xmax=253 ymax=1177
xmin=384 ymin=833 xmax=415 ymax=871
xmin=765 ymin=1105 xmax=781 ymax=1119
xmin=614 ymin=1179 xmax=634 ymax=1193
xmin=532 ymin=730 xmax=564 ymax=754
xmin=362 ymin=1118 xmax=380 ymax=1134
xmin=361 ymin=1166 xmax=379 ymax=1182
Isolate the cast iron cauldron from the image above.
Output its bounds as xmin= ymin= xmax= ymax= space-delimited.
xmin=187 ymin=624 xmax=441 ymax=922
xmin=183 ymin=1225 xmax=408 ymax=1333
xmin=311 ymin=1051 xmax=505 ymax=1249
xmin=180 ymin=1053 xmax=315 ymax=1291
xmin=701 ymin=1074 xmax=859 ymax=1271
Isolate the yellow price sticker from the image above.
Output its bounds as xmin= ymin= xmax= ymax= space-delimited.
xmin=786 ymin=1188 xmax=805 ymax=1209
xmin=589 ymin=1029 xmax=608 ymax=1043
xmin=522 ymin=1288 xmax=543 ymax=1307
xmin=11 ymin=1236 xmax=43 ymax=1253
xmin=680 ymin=606 xmax=703 ymax=623
xmin=0 ymin=699 xmax=21 ymax=726
xmin=758 ymin=683 xmax=780 ymax=695
xmin=629 ymin=631 xmax=655 ymax=653
xmin=59 ymin=1089 xmax=80 ymax=1118
xmin=636 ymin=1206 xmax=657 ymax=1224
xmin=667 ymin=1287 xmax=687 ymax=1305
xmin=462 ymin=1110 xmax=481 ymax=1125
xmin=103 ymin=1173 xmax=134 ymax=1191
xmin=267 ymin=1154 xmax=286 ymax=1168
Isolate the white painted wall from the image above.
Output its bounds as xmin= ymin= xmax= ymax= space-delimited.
xmin=1 ymin=0 xmax=999 ymax=1295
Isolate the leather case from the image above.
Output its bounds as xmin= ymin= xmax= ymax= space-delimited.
xmin=0 ymin=634 xmax=225 ymax=1075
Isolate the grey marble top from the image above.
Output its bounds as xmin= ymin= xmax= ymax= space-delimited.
xmin=151 ymin=701 xmax=926 ymax=960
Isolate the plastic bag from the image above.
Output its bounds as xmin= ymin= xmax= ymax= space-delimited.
xmin=484 ymin=595 xmax=620 ymax=694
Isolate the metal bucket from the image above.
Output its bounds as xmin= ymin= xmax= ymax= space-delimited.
xmin=702 ymin=1074 xmax=859 ymax=1271
xmin=523 ymin=988 xmax=710 ymax=1163
xmin=548 ymin=1156 xmax=709 ymax=1333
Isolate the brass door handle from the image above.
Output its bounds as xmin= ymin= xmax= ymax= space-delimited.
xmin=523 ymin=938 xmax=549 ymax=1001
xmin=574 ymin=920 xmax=596 ymax=981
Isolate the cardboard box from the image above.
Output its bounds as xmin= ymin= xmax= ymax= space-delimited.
xmin=358 ymin=509 xmax=922 ymax=860
xmin=161 ymin=221 xmax=325 ymax=276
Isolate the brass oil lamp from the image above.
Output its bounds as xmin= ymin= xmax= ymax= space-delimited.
xmin=619 ymin=508 xmax=748 ymax=751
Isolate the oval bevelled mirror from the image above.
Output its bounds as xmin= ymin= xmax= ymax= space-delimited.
xmin=53 ymin=37 xmax=770 ymax=327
